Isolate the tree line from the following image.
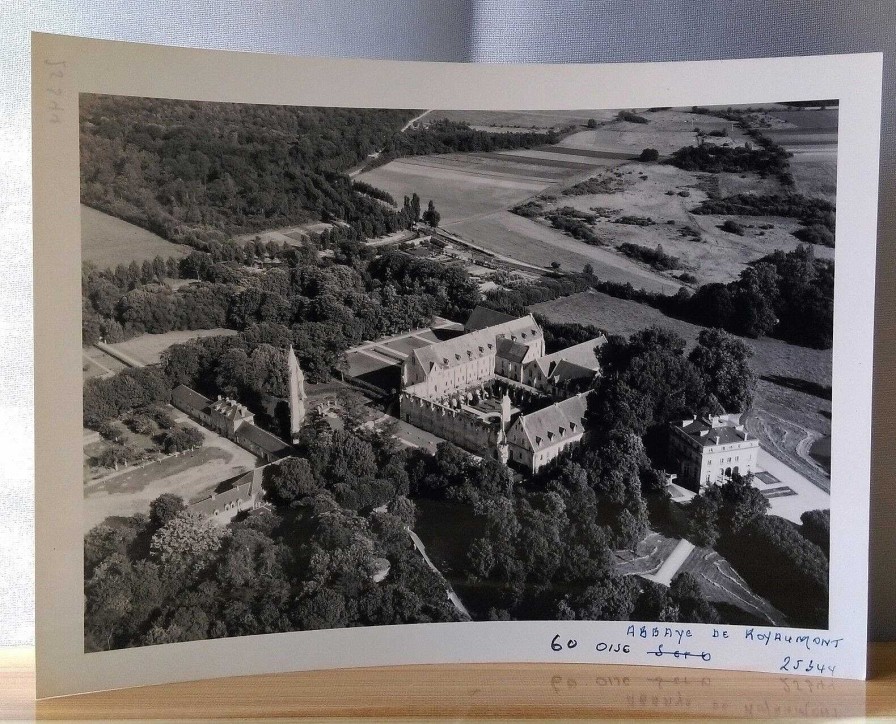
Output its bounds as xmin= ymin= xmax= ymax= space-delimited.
xmin=83 ymin=248 xmax=481 ymax=430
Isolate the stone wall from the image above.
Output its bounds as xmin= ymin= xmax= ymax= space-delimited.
xmin=399 ymin=392 xmax=500 ymax=457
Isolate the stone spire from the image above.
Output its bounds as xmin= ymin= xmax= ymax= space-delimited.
xmin=288 ymin=345 xmax=306 ymax=440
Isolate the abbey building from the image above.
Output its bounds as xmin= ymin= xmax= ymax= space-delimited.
xmin=399 ymin=307 xmax=606 ymax=473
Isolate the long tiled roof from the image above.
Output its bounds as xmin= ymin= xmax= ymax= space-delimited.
xmin=238 ymin=423 xmax=292 ymax=455
xmin=412 ymin=315 xmax=542 ymax=373
xmin=464 ymin=305 xmax=516 ymax=332
xmin=532 ymin=336 xmax=607 ymax=377
xmin=516 ymin=392 xmax=589 ymax=452
xmin=543 ymin=359 xmax=597 ymax=385
xmin=172 ymin=384 xmax=211 ymax=414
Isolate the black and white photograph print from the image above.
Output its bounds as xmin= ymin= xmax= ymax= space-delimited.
xmin=80 ymin=97 xmax=837 ymax=652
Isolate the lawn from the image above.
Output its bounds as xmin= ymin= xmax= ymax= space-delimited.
xmin=81 ymin=205 xmax=188 ymax=267
xmin=107 ymin=328 xmax=238 ymax=366
xmin=676 ymin=546 xmax=788 ymax=626
xmin=83 ymin=415 xmax=260 ymax=532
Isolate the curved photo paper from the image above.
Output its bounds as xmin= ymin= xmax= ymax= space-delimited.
xmin=33 ymin=33 xmax=881 ymax=696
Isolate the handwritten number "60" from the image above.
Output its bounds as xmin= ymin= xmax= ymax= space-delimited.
xmin=551 ymin=634 xmax=578 ymax=651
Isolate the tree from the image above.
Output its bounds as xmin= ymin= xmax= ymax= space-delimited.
xmin=800 ymin=509 xmax=830 ymax=555
xmin=583 ymin=263 xmax=594 ymax=275
xmin=410 ymin=192 xmax=421 ymax=222
xmin=550 ymin=261 xmax=561 ymax=271
xmin=149 ymin=510 xmax=226 ymax=572
xmin=688 ymin=328 xmax=756 ymax=413
xmin=161 ymin=425 xmax=204 ymax=453
xmin=97 ymin=442 xmax=140 ymax=471
xmin=687 ymin=488 xmax=721 ymax=547
xmin=720 ymin=472 xmax=768 ymax=533
xmin=586 ymin=118 xmax=598 ymax=129
xmin=638 ymin=148 xmax=660 ymax=161
xmin=669 ymin=572 xmax=719 ymax=624
xmin=422 ymin=199 xmax=440 ymax=228
xmin=556 ymin=574 xmax=638 ymax=621
xmin=149 ymin=494 xmax=186 ymax=530
xmin=266 ymin=457 xmax=320 ymax=506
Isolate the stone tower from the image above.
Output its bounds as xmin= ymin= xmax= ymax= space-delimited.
xmin=288 ymin=345 xmax=307 ymax=441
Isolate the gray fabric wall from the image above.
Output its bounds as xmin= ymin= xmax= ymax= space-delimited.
xmin=4 ymin=1 xmax=893 ymax=644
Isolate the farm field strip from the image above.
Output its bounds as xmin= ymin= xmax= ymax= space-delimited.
xmin=81 ymin=205 xmax=189 ymax=267
xmin=479 ymin=151 xmax=603 ymax=170
xmin=446 ymin=212 xmax=682 ymax=294
xmin=537 ymin=145 xmax=636 ymax=160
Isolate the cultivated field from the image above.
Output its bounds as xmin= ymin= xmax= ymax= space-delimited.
xmin=425 ymin=109 xmax=619 ymax=130
xmin=81 ymin=205 xmax=188 ymax=267
xmin=763 ymin=108 xmax=838 ymax=203
xmin=106 ymin=328 xmax=238 ymax=366
xmin=533 ymin=290 xmax=832 ymax=488
xmin=357 ymin=129 xmax=680 ymax=292
xmin=359 ymin=107 xmax=836 ymax=290
xmin=559 ymin=109 xmax=744 ymax=155
xmin=449 ymin=212 xmax=680 ymax=293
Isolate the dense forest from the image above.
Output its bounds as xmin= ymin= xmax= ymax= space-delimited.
xmin=675 ymin=245 xmax=834 ymax=349
xmin=559 ymin=245 xmax=833 ymax=350
xmin=80 ymin=96 xmax=417 ymax=246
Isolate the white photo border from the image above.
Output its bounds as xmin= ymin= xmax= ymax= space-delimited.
xmin=33 ymin=33 xmax=882 ymax=696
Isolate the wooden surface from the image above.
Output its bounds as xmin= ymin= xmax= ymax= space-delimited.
xmin=3 ymin=644 xmax=896 ymax=720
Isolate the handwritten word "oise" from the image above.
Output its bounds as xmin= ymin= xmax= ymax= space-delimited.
xmin=627 ymin=625 xmax=692 ymax=645
xmin=551 ymin=635 xmax=630 ymax=654
xmin=647 ymin=643 xmax=712 ymax=662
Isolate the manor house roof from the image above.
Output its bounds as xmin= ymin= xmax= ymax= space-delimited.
xmin=675 ymin=414 xmax=754 ymax=447
xmin=541 ymin=359 xmax=597 ymax=386
xmin=211 ymin=397 xmax=254 ymax=422
xmin=496 ymin=336 xmax=531 ymax=364
xmin=412 ymin=315 xmax=542 ymax=373
xmin=516 ymin=392 xmax=589 ymax=452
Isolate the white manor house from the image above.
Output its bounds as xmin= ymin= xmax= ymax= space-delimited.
xmin=399 ymin=307 xmax=606 ymax=473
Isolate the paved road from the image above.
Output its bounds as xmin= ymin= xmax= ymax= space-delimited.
xmin=641 ymin=538 xmax=695 ymax=586
xmin=401 ymin=109 xmax=432 ymax=133
xmin=408 ymin=529 xmax=471 ymax=619
xmin=94 ymin=341 xmax=143 ymax=369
